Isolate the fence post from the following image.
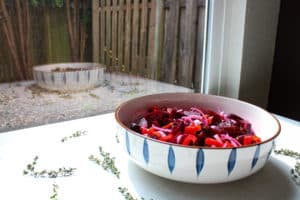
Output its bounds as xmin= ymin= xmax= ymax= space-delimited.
xmin=161 ymin=0 xmax=180 ymax=83
xmin=194 ymin=3 xmax=206 ymax=92
xmin=92 ymin=0 xmax=99 ymax=63
xmin=178 ymin=0 xmax=197 ymax=88
xmin=152 ymin=0 xmax=164 ymax=80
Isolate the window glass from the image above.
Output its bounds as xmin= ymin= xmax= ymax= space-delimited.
xmin=0 ymin=0 xmax=207 ymax=132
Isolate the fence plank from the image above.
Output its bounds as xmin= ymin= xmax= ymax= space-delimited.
xmin=131 ymin=0 xmax=139 ymax=75
xmin=124 ymin=0 xmax=132 ymax=72
xmin=178 ymin=6 xmax=185 ymax=86
xmin=177 ymin=3 xmax=185 ymax=86
xmin=148 ymin=0 xmax=159 ymax=79
xmin=100 ymin=0 xmax=105 ymax=64
xmin=148 ymin=0 xmax=164 ymax=79
xmin=111 ymin=0 xmax=118 ymax=68
xmin=103 ymin=0 xmax=108 ymax=65
xmin=108 ymin=0 xmax=113 ymax=68
xmin=178 ymin=0 xmax=197 ymax=88
xmin=92 ymin=0 xmax=99 ymax=62
xmin=161 ymin=0 xmax=180 ymax=83
xmin=194 ymin=6 xmax=206 ymax=92
xmin=138 ymin=0 xmax=148 ymax=76
xmin=118 ymin=0 xmax=125 ymax=70
xmin=165 ymin=0 xmax=206 ymax=8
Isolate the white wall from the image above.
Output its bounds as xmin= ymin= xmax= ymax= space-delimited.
xmin=204 ymin=0 xmax=281 ymax=108
xmin=239 ymin=0 xmax=280 ymax=108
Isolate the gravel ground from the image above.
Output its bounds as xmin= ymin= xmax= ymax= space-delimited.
xmin=0 ymin=73 xmax=192 ymax=133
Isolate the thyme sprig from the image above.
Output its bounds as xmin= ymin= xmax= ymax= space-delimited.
xmin=274 ymin=148 xmax=300 ymax=185
xmin=118 ymin=187 xmax=151 ymax=200
xmin=23 ymin=156 xmax=76 ymax=178
xmin=61 ymin=130 xmax=87 ymax=142
xmin=50 ymin=183 xmax=59 ymax=200
xmin=291 ymin=162 xmax=300 ymax=185
xmin=118 ymin=187 xmax=140 ymax=200
xmin=89 ymin=146 xmax=120 ymax=178
xmin=274 ymin=149 xmax=300 ymax=159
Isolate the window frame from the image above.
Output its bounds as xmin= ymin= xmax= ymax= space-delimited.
xmin=203 ymin=0 xmax=280 ymax=108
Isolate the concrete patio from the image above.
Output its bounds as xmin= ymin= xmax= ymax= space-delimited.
xmin=0 ymin=73 xmax=192 ymax=133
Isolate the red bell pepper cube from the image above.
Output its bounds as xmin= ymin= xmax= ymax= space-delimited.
xmin=205 ymin=138 xmax=223 ymax=147
xmin=182 ymin=134 xmax=198 ymax=145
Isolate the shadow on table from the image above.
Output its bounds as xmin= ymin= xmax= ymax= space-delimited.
xmin=127 ymin=157 xmax=297 ymax=200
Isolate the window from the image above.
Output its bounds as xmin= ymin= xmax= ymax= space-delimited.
xmin=0 ymin=0 xmax=207 ymax=132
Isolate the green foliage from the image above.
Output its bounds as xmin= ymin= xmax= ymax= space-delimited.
xmin=29 ymin=0 xmax=64 ymax=8
xmin=29 ymin=0 xmax=90 ymax=24
xmin=53 ymin=0 xmax=64 ymax=8
xmin=30 ymin=0 xmax=39 ymax=7
xmin=81 ymin=9 xmax=91 ymax=25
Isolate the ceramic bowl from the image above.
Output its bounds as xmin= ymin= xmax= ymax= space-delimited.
xmin=33 ymin=62 xmax=105 ymax=91
xmin=115 ymin=93 xmax=280 ymax=183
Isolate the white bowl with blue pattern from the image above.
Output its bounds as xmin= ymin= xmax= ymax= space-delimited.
xmin=115 ymin=93 xmax=280 ymax=183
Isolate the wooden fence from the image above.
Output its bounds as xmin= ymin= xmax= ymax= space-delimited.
xmin=0 ymin=7 xmax=92 ymax=83
xmin=92 ymin=0 xmax=206 ymax=90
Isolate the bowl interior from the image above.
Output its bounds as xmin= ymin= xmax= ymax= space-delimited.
xmin=116 ymin=93 xmax=280 ymax=145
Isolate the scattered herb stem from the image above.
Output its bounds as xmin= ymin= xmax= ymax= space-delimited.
xmin=291 ymin=162 xmax=300 ymax=185
xmin=61 ymin=130 xmax=87 ymax=142
xmin=50 ymin=183 xmax=59 ymax=200
xmin=89 ymin=146 xmax=120 ymax=178
xmin=118 ymin=187 xmax=150 ymax=200
xmin=23 ymin=156 xmax=76 ymax=178
xmin=275 ymin=148 xmax=300 ymax=185
xmin=274 ymin=149 xmax=300 ymax=160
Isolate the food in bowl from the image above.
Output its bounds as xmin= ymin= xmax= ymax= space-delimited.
xmin=115 ymin=93 xmax=280 ymax=183
xmin=130 ymin=106 xmax=261 ymax=147
xmin=51 ymin=66 xmax=97 ymax=72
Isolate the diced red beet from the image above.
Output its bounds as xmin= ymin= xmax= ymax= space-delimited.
xmin=130 ymin=106 xmax=261 ymax=147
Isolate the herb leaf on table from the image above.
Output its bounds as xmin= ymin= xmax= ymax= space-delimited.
xmin=61 ymin=130 xmax=87 ymax=142
xmin=118 ymin=187 xmax=152 ymax=200
xmin=89 ymin=146 xmax=120 ymax=178
xmin=23 ymin=156 xmax=76 ymax=178
xmin=274 ymin=148 xmax=300 ymax=185
xmin=50 ymin=183 xmax=59 ymax=200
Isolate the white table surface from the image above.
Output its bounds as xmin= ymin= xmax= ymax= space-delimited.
xmin=0 ymin=113 xmax=299 ymax=200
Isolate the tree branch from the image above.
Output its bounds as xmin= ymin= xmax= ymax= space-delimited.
xmin=66 ymin=0 xmax=76 ymax=61
xmin=24 ymin=0 xmax=32 ymax=78
xmin=15 ymin=0 xmax=27 ymax=77
xmin=0 ymin=0 xmax=24 ymax=79
xmin=73 ymin=0 xmax=79 ymax=59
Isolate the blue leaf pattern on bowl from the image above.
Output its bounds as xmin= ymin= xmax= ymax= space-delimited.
xmin=251 ymin=144 xmax=260 ymax=170
xmin=168 ymin=146 xmax=175 ymax=173
xmin=228 ymin=148 xmax=236 ymax=175
xmin=196 ymin=149 xmax=204 ymax=176
xmin=125 ymin=131 xmax=131 ymax=155
xmin=143 ymin=139 xmax=149 ymax=164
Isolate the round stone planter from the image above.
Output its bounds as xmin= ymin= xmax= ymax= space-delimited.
xmin=33 ymin=63 xmax=105 ymax=91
